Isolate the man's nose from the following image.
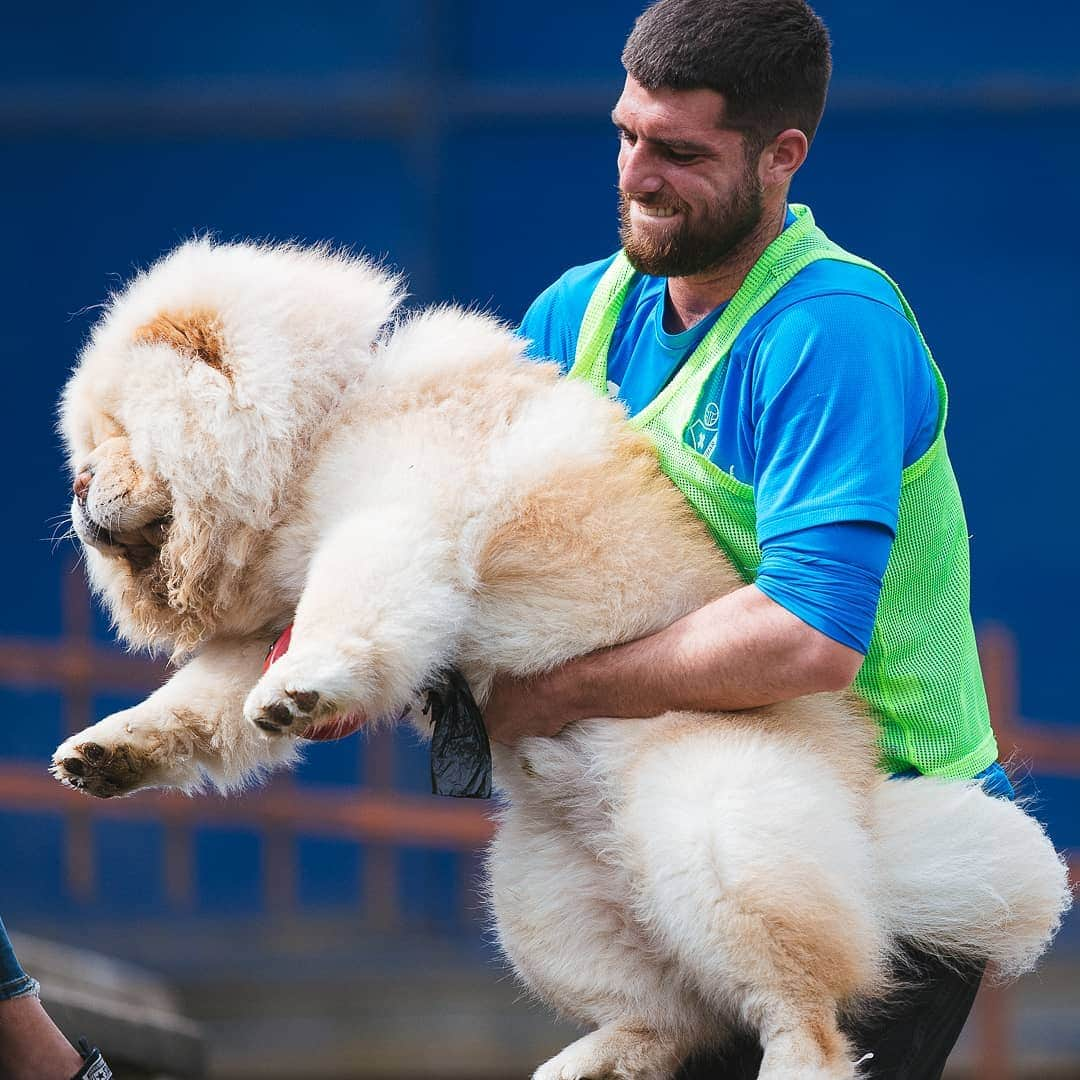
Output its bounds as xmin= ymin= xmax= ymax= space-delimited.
xmin=618 ymin=145 xmax=664 ymax=197
xmin=73 ymin=470 xmax=92 ymax=504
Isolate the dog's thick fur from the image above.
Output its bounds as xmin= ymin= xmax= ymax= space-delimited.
xmin=54 ymin=240 xmax=1070 ymax=1079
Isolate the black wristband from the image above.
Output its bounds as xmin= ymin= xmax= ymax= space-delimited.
xmin=72 ymin=1038 xmax=113 ymax=1080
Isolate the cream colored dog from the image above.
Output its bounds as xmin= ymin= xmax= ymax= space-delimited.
xmin=53 ymin=240 xmax=1070 ymax=1079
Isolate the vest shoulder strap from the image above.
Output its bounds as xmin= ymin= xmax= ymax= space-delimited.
xmin=570 ymin=205 xmax=949 ymax=440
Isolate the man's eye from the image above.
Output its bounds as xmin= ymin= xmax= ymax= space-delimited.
xmin=666 ymin=150 xmax=699 ymax=165
xmin=617 ymin=130 xmax=637 ymax=146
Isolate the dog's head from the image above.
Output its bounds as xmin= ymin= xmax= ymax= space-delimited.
xmin=62 ymin=239 xmax=403 ymax=654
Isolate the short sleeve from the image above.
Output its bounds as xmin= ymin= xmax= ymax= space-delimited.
xmin=749 ymin=292 xmax=936 ymax=544
xmin=755 ymin=520 xmax=894 ymax=653
xmin=516 ymin=256 xmax=618 ymax=371
xmin=517 ymin=280 xmax=578 ymax=370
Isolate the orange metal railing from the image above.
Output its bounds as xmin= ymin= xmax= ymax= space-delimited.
xmin=0 ymin=570 xmax=492 ymax=914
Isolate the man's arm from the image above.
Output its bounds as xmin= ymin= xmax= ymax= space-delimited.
xmin=483 ymin=583 xmax=862 ymax=744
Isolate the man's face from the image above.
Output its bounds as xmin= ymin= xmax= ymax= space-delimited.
xmin=613 ymin=76 xmax=765 ymax=278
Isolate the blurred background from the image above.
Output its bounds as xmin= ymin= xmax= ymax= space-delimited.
xmin=1 ymin=1 xmax=1078 ymax=1077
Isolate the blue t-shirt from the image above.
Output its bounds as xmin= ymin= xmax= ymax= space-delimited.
xmin=518 ymin=213 xmax=940 ymax=654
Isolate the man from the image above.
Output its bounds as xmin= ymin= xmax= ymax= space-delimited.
xmin=483 ymin=1 xmax=1011 ymax=1076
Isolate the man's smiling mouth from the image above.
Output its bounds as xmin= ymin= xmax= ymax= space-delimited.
xmin=635 ymin=204 xmax=679 ymax=218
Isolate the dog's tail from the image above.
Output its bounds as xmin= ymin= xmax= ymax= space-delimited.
xmin=871 ymin=776 xmax=1072 ymax=980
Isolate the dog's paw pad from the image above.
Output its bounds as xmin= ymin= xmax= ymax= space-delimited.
xmin=51 ymin=741 xmax=147 ymax=798
xmin=82 ymin=742 xmax=107 ymax=765
xmin=60 ymin=756 xmax=86 ymax=777
xmin=288 ymin=689 xmax=320 ymax=713
xmin=246 ymin=683 xmax=328 ymax=736
xmin=261 ymin=700 xmax=297 ymax=731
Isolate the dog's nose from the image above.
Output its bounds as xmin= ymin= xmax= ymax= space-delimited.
xmin=73 ymin=471 xmax=92 ymax=504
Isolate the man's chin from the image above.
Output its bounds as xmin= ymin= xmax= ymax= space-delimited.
xmin=622 ymin=243 xmax=685 ymax=278
xmin=618 ymin=196 xmax=766 ymax=278
xmin=621 ymin=230 xmax=670 ymax=273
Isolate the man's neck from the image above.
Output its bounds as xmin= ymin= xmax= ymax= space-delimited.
xmin=663 ymin=201 xmax=789 ymax=333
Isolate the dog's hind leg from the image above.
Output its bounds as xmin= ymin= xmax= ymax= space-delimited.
xmin=619 ymin=727 xmax=886 ymax=1079
xmin=490 ymin=805 xmax=716 ymax=1078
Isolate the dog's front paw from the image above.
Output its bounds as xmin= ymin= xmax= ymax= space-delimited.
xmin=243 ymin=647 xmax=361 ymax=737
xmin=52 ymin=708 xmax=198 ymax=798
xmin=52 ymin=738 xmax=145 ymax=798
xmin=244 ymin=681 xmax=332 ymax=736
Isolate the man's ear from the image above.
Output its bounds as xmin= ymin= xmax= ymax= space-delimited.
xmin=758 ymin=128 xmax=809 ymax=189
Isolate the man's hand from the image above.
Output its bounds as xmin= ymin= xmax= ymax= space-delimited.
xmin=483 ymin=668 xmax=580 ymax=745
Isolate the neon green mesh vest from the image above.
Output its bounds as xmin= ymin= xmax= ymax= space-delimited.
xmin=568 ymin=204 xmax=997 ymax=778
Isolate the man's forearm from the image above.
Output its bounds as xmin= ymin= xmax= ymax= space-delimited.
xmin=485 ymin=585 xmax=863 ymax=742
xmin=557 ymin=584 xmax=862 ymax=720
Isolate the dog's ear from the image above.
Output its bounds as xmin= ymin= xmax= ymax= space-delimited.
xmin=134 ymin=310 xmax=228 ymax=375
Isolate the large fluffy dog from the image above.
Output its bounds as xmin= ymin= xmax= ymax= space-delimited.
xmin=53 ymin=240 xmax=1069 ymax=1079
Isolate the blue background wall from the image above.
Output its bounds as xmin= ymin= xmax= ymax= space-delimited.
xmin=1 ymin=1 xmax=1077 ymax=921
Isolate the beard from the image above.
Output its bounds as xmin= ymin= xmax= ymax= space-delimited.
xmin=619 ymin=166 xmax=765 ymax=278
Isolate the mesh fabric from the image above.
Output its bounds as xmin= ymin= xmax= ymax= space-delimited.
xmin=568 ymin=205 xmax=997 ymax=778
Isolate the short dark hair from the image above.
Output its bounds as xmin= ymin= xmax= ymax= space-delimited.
xmin=621 ymin=0 xmax=832 ymax=148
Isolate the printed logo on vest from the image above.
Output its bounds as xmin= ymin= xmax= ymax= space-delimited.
xmin=686 ymin=401 xmax=719 ymax=458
